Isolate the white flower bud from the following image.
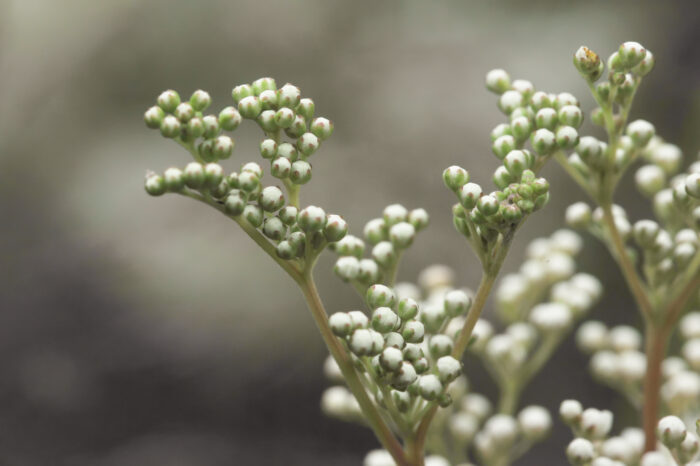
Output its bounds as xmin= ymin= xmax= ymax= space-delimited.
xmin=618 ymin=350 xmax=646 ymax=382
xmin=392 ymin=361 xmax=418 ymax=390
xmin=297 ymin=206 xmax=326 ymax=232
xmin=436 ymin=356 xmax=461 ymax=384
xmin=424 ymin=456 xmax=450 ymax=466
xmin=682 ymin=338 xmax=700 ymax=371
xmin=680 ymin=312 xmax=700 ymax=340
xmin=323 ymin=355 xmax=343 ymax=382
xmin=389 ymin=222 xmax=416 ymax=249
xmin=507 ymin=322 xmax=537 ymax=350
xmin=679 ymin=431 xmax=700 ymax=462
xmin=486 ymin=334 xmax=525 ymax=369
xmin=686 ymin=173 xmax=700 ymax=198
xmin=619 ymin=41 xmax=647 ymax=68
xmin=590 ymin=350 xmax=619 ymax=381
xmin=418 ymin=265 xmax=454 ymax=292
xmin=485 ymin=414 xmax=518 ymax=447
xmin=551 ymin=229 xmax=583 ymax=255
xmin=560 ymin=399 xmax=583 ymax=425
xmin=577 ymin=321 xmax=609 ymax=354
xmin=662 ymin=371 xmax=700 ymax=406
xmin=571 ymin=273 xmax=603 ymax=301
xmin=321 ymin=386 xmax=358 ymax=419
xmin=363 ymin=449 xmax=395 ymax=466
xmin=383 ymin=204 xmax=408 ymax=226
xmin=566 ymin=202 xmax=592 ymax=228
xmin=449 ymin=412 xmax=479 ymax=443
xmin=635 ymin=165 xmax=667 ymax=197
xmin=402 ymin=320 xmax=425 ymax=344
xmin=334 ymin=256 xmax=360 ymax=282
xmin=581 ymin=408 xmax=613 ymax=439
xmin=662 ymin=357 xmax=687 ymax=379
xmin=518 ymin=405 xmax=551 ymax=441
xmin=485 ymin=69 xmax=511 ymax=94
xmin=444 ymin=290 xmax=471 ymax=317
xmin=372 ymin=307 xmax=399 ymax=333
xmin=657 ymin=415 xmax=687 ymax=448
xmin=366 ymin=284 xmax=396 ymax=309
xmin=609 ymin=325 xmax=641 ymax=352
xmin=462 ymin=393 xmax=492 ymax=421
xmin=372 ymin=241 xmax=396 ymax=268
xmin=418 ymin=374 xmax=443 ymax=400
xmin=626 ymin=119 xmax=655 ymax=147
xmin=329 ymin=312 xmax=353 ymax=337
xmin=640 ymin=451 xmax=673 ymax=466
xmin=358 ymin=259 xmax=381 ymax=284
xmin=379 ymin=346 xmax=403 ymax=372
xmin=529 ymin=302 xmax=572 ymax=333
xmin=498 ymin=90 xmax=523 ymax=114
xmin=567 ymin=438 xmax=596 ymax=464
xmin=651 ymin=143 xmax=682 ymax=175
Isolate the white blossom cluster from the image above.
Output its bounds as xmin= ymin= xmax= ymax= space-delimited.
xmin=562 ymin=400 xmax=700 ymax=465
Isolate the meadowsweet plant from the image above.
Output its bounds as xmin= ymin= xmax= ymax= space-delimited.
xmin=142 ymin=40 xmax=698 ymax=465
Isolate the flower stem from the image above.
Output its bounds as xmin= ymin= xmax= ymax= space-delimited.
xmin=642 ymin=323 xmax=668 ymax=452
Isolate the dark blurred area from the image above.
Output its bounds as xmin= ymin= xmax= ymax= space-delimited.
xmin=1 ymin=0 xmax=699 ymax=464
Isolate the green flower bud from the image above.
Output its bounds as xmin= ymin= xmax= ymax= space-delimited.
xmin=224 ymin=190 xmax=246 ymax=216
xmin=238 ymin=171 xmax=260 ymax=192
xmin=274 ymin=207 xmax=297 ymax=227
xmin=632 ymin=50 xmax=655 ymax=77
xmin=686 ymin=173 xmax=700 ymax=198
xmin=618 ymin=41 xmax=647 ymax=69
xmin=565 ymin=202 xmax=592 ymax=228
xmin=334 ymin=256 xmax=360 ymax=281
xmin=532 ymin=177 xmax=549 ymax=196
xmin=635 ymin=165 xmax=666 ymax=196
xmin=296 ymin=98 xmax=315 ymax=121
xmin=183 ymin=162 xmax=205 ymax=189
xmin=573 ymin=46 xmax=603 ymax=80
xmin=238 ymin=96 xmax=262 ymax=119
xmin=626 ymin=119 xmax=655 ymax=148
xmin=157 ymin=89 xmax=181 ymax=113
xmin=258 ymin=139 xmax=277 ymax=160
xmin=530 ymin=128 xmax=556 ymax=155
xmin=242 ymin=204 xmax=263 ymax=227
xmin=144 ymin=172 xmax=166 ymax=196
xmin=162 ymin=167 xmax=184 ymax=191
xmin=504 ymin=150 xmax=530 ymax=177
xmin=256 ymin=110 xmax=277 ymax=132
xmin=535 ymin=108 xmax=558 ymax=130
xmin=241 ymin=162 xmax=263 ymax=177
xmin=329 ymin=312 xmax=353 ymax=337
xmin=209 ymin=181 xmax=230 ymax=199
xmin=197 ymin=140 xmax=215 ymax=162
xmin=275 ymin=143 xmax=297 ymax=161
xmin=554 ymin=92 xmax=580 ymax=110
xmin=297 ymin=205 xmax=326 ymax=233
xmin=183 ymin=117 xmax=205 ymax=140
xmin=633 ymin=219 xmax=660 ymax=247
xmin=492 ymin=135 xmax=516 ymax=159
xmin=364 ymin=218 xmax=388 ymax=244
xmin=510 ymin=116 xmax=532 ymax=143
xmin=397 ymin=298 xmax=419 ymax=320
xmin=577 ymin=136 xmax=604 ymax=166
xmin=458 ymin=182 xmax=482 ymax=210
xmin=498 ymin=90 xmax=523 ymax=115
xmin=413 ymin=357 xmax=430 ymax=374
xmin=408 ymin=208 xmax=429 ymax=231
xmin=657 ymin=415 xmax=687 ymax=448
xmin=202 ymin=163 xmax=224 ymax=188
xmin=385 ymin=332 xmax=405 ymax=349
xmin=333 ymin=235 xmax=364 ymax=258
xmin=493 ymin=166 xmax=514 ymax=190
xmin=290 ymin=160 xmax=312 ymax=184
xmin=310 ymin=117 xmax=334 ymax=141
xmin=444 ymin=290 xmax=471 ymax=316
xmin=277 ymin=83 xmax=301 ymax=108
xmin=262 ymin=217 xmax=286 ymax=240
xmin=490 ymin=123 xmax=512 ymax=142
xmin=443 ymin=166 xmax=469 ymax=191
xmin=556 ymin=126 xmax=579 ymax=149
xmin=252 ymin=77 xmax=277 ymax=95
xmin=297 ymin=132 xmax=320 ymax=156
xmin=274 ymin=107 xmax=295 ymax=128
xmin=189 ymin=90 xmax=211 ymax=112
xmin=429 ymin=335 xmax=454 ymax=359
xmin=212 ymin=135 xmax=234 ymax=160
xmin=201 ymin=115 xmax=220 ymax=139
xmin=421 ymin=305 xmax=447 ymax=333
xmin=324 ymin=214 xmax=348 ymax=242
xmin=502 ymin=204 xmax=523 ymax=223
xmin=231 ymin=84 xmax=253 ymax=104
xmin=379 ymin=346 xmax=403 ymax=372
xmin=389 ymin=222 xmax=416 ymax=249
xmin=590 ymin=107 xmax=605 ymax=126
xmin=485 ymin=69 xmax=511 ymax=94
xmin=402 ymin=320 xmax=425 ymax=343
xmin=144 ymin=106 xmax=165 ymax=129
xmin=367 ymin=284 xmax=396 ymax=309
xmin=402 ymin=343 xmax=424 ymax=362
xmin=174 ymin=102 xmax=194 ymax=122
xmin=218 ymin=106 xmax=242 ymax=131
xmin=558 ymin=105 xmax=583 ymax=128
xmin=383 ymin=204 xmax=408 ymax=226
xmin=530 ymin=91 xmax=552 ymax=110
xmin=393 ymin=361 xmax=418 ymax=390
xmin=259 ymin=90 xmax=278 ymax=111
xmin=358 ymin=259 xmax=381 ymax=284
xmin=285 ymin=114 xmax=307 ymax=138
xmin=372 ymin=307 xmax=399 ymax=333
xmin=259 ymin=186 xmax=285 ymax=212
xmin=271 ymin=157 xmax=291 ymax=179
xmin=418 ymin=374 xmax=443 ymax=401
xmin=159 ymin=115 xmax=181 ymax=138
xmin=437 ymin=356 xmax=461 ymax=384
xmin=512 ymin=79 xmax=534 ymax=101
xmin=372 ymin=241 xmax=396 ymax=268
xmin=288 ymin=231 xmax=306 ymax=255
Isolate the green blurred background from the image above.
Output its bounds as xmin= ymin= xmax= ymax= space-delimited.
xmin=1 ymin=0 xmax=698 ymax=464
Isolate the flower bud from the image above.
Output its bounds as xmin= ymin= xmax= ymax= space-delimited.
xmin=560 ymin=399 xmax=583 ymax=425
xmin=223 ymin=190 xmax=246 ymax=216
xmin=492 ymin=135 xmax=516 ymax=159
xmin=366 ymin=284 xmax=396 ymax=308
xmin=581 ymin=408 xmax=613 ymax=440
xmin=372 ymin=241 xmax=396 ymax=268
xmin=535 ymin=108 xmax=558 ymax=130
xmin=232 ymin=84 xmax=253 ymax=104
xmin=518 ymin=406 xmax=551 ymax=441
xmin=558 ymin=105 xmax=583 ymax=128
xmin=491 ymin=123 xmax=512 ymax=141
xmin=358 ymin=259 xmax=381 ymax=284
xmin=372 ymin=307 xmax=399 ymax=333
xmin=685 ymin=173 xmax=700 ymax=198
xmin=530 ymin=302 xmax=572 ymax=333
xmin=271 ymin=157 xmax=292 ymax=179
xmin=389 ymin=222 xmax=416 ymax=249
xmin=498 ymin=90 xmax=523 ymax=115
xmin=418 ymin=374 xmax=443 ymax=400
xmin=256 ymin=110 xmax=277 ymax=132
xmin=397 ymin=298 xmax=419 ymax=320
xmin=210 ymin=135 xmax=233 ymax=160
xmin=144 ymin=106 xmax=165 ymax=129
xmin=159 ymin=115 xmax=181 ymax=138
xmin=635 ymin=164 xmax=666 ymax=196
xmin=573 ymin=46 xmax=603 ymax=80
xmin=274 ymin=107 xmax=295 ymax=128
xmin=157 ymin=89 xmax=181 ymax=113
xmin=485 ymin=69 xmax=511 ymax=94
xmin=257 ymin=186 xmax=284 ymax=213
xmin=324 ymin=214 xmax=348 ymax=242
xmin=576 ymin=321 xmax=608 ymax=354
xmin=297 ymin=206 xmax=326 ymax=232
xmin=262 ymin=217 xmax=286 ymax=240
xmin=383 ymin=204 xmax=408 ymax=226
xmin=477 ymin=195 xmax=499 ymax=217
xmin=238 ymin=171 xmax=260 ymax=193
xmin=408 ymin=208 xmax=429 ymax=231
xmin=633 ymin=50 xmax=655 ymax=77
xmin=251 ymin=77 xmax=276 ymax=95
xmin=512 ymin=79 xmax=534 ymax=100
xmin=379 ymin=347 xmax=403 ymax=372
xmin=260 ymin=90 xmax=278 ymax=110
xmin=310 ymin=117 xmax=333 ymax=141
xmin=556 ymin=126 xmax=579 ymax=149
xmin=364 ymin=218 xmax=388 ymax=244
xmin=402 ymin=320 xmax=425 ymax=343
xmin=555 ymin=92 xmax=580 ymax=109
xmin=633 ymin=219 xmax=660 ymax=247
xmin=437 ymin=356 xmax=461 ymax=384
xmin=297 ymin=132 xmax=320 ymax=157
xmin=161 ymin=167 xmax=184 ymax=191
xmin=567 ymin=438 xmax=595 ymax=465
xmin=657 ymin=415 xmax=687 ymax=448
xmin=618 ymin=41 xmax=647 ymax=69
xmin=444 ymin=289 xmax=471 ymax=316
xmin=458 ymin=182 xmax=482 ymax=210
xmin=565 ymin=202 xmax=592 ymax=229
xmin=201 ymin=115 xmax=220 ymax=139
xmin=626 ymin=119 xmax=655 ymax=148
xmin=296 ymin=98 xmax=314 ymax=121
xmin=392 ymin=361 xmax=418 ymax=389
xmin=329 ymin=312 xmax=353 ymax=337
xmin=443 ymin=166 xmax=469 ymax=191
xmin=428 ymin=335 xmax=453 ymax=358
xmin=530 ymin=128 xmax=556 ymax=155
xmin=510 ymin=116 xmax=532 ymax=143
xmin=333 ymin=234 xmax=364 ymax=258
xmin=504 ymin=150 xmax=530 ymax=177
xmin=290 ymin=160 xmax=312 ymax=184
xmin=349 ymin=329 xmax=374 ymax=356
xmin=384 ymin=332 xmax=405 ymax=349
xmin=144 ymin=172 xmax=166 ymax=196
xmin=238 ymin=96 xmax=262 ymax=119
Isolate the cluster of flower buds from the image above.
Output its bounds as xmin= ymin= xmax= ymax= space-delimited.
xmin=662 ymin=312 xmax=700 ymax=417
xmin=485 ymin=68 xmax=584 ymax=160
xmin=328 ymin=204 xmax=429 ymax=289
xmin=561 ymin=400 xmax=699 ymax=466
xmin=576 ymin=322 xmax=647 ymax=405
xmin=566 ymin=197 xmax=700 ymax=307
xmin=363 ymin=449 xmax=450 ymax=466
xmin=444 ymin=166 xmax=550 ymax=260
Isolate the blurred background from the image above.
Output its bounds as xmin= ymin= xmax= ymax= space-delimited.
xmin=1 ymin=0 xmax=699 ymax=464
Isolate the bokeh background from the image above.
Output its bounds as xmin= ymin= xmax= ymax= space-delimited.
xmin=1 ymin=0 xmax=699 ymax=464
